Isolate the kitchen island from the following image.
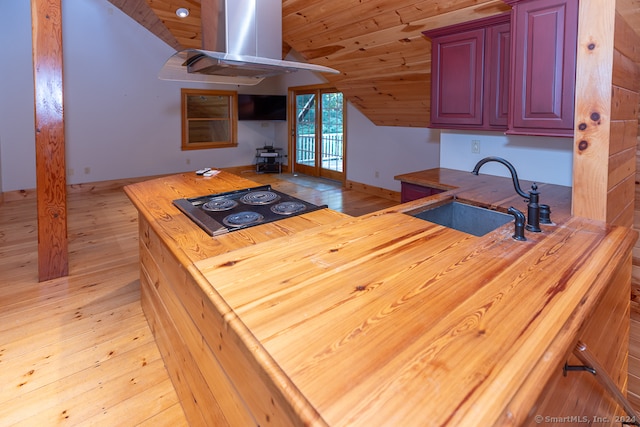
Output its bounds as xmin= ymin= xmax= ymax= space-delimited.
xmin=125 ymin=170 xmax=637 ymax=426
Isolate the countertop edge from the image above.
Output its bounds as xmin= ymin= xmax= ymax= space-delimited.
xmin=489 ymin=225 xmax=638 ymax=426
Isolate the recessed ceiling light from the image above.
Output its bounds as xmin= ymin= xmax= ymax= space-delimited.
xmin=176 ymin=8 xmax=189 ymax=18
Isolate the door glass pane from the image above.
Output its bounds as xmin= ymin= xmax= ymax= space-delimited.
xmin=296 ymin=94 xmax=316 ymax=166
xmin=321 ymin=92 xmax=343 ymax=172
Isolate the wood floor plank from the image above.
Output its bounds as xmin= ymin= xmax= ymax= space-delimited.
xmin=136 ymin=403 xmax=193 ymax=427
xmin=0 ymin=263 xmax=139 ymax=317
xmin=80 ymin=377 xmax=183 ymax=426
xmin=0 ymin=311 xmax=153 ymax=394
xmin=0 ymin=345 xmax=169 ymax=425
xmin=0 ymin=183 xmax=183 ymax=426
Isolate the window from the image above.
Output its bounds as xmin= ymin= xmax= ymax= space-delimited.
xmin=181 ymin=88 xmax=238 ymax=150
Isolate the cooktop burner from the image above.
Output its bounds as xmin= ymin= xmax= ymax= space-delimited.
xmin=202 ymin=198 xmax=238 ymax=211
xmin=240 ymin=190 xmax=280 ymax=205
xmin=223 ymin=211 xmax=264 ymax=227
xmin=271 ymin=201 xmax=307 ymax=215
xmin=172 ymin=185 xmax=327 ymax=236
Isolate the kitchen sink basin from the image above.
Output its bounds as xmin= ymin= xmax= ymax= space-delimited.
xmin=408 ymin=201 xmax=512 ymax=237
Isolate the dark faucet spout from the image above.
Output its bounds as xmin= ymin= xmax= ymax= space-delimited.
xmin=471 ymin=156 xmax=529 ymax=199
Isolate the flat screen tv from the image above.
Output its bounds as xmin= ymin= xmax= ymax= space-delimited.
xmin=238 ymin=94 xmax=287 ymax=121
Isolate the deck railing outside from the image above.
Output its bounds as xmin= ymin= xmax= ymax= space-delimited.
xmin=296 ymin=133 xmax=343 ymax=172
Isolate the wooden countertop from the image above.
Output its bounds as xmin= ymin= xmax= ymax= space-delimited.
xmin=126 ymin=170 xmax=636 ymax=426
xmin=123 ymin=171 xmax=348 ymax=266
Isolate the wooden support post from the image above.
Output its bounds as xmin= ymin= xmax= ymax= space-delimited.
xmin=572 ymin=0 xmax=615 ymax=220
xmin=31 ymin=0 xmax=68 ymax=281
xmin=201 ymin=0 xmax=219 ymax=50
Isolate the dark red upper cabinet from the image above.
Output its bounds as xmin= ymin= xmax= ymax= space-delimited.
xmin=424 ymin=13 xmax=511 ymax=131
xmin=506 ymin=0 xmax=578 ymax=137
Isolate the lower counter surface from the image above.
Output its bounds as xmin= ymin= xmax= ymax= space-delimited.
xmin=194 ymin=211 xmax=636 ymax=426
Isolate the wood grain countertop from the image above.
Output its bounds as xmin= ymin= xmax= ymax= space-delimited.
xmin=123 ymin=171 xmax=349 ymax=267
xmin=126 ymin=169 xmax=636 ymax=426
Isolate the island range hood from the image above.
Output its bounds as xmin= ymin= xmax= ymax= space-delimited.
xmin=159 ymin=0 xmax=339 ymax=85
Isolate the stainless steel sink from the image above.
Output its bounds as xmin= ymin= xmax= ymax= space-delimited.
xmin=408 ymin=201 xmax=512 ymax=237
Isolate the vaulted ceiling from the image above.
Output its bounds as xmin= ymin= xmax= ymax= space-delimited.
xmin=107 ymin=0 xmax=640 ymax=128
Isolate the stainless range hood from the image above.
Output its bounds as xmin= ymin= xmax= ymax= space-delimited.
xmin=159 ymin=0 xmax=339 ymax=85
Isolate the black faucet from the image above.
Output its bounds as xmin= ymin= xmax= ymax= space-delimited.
xmin=471 ymin=156 xmax=543 ymax=233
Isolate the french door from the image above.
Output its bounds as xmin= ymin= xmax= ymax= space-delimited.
xmin=290 ymin=87 xmax=345 ymax=182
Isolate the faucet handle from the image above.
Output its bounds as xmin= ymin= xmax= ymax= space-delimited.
xmin=539 ymin=204 xmax=552 ymax=224
xmin=508 ymin=206 xmax=526 ymax=241
xmin=525 ymin=183 xmax=541 ymax=233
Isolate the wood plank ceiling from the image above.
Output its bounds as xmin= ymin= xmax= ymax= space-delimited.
xmin=107 ymin=0 xmax=640 ymax=128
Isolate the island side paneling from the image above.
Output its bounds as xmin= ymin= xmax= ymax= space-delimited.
xmin=139 ymin=215 xmax=306 ymax=425
xmin=124 ymin=173 xmax=342 ymax=426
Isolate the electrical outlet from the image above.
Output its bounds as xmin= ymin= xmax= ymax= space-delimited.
xmin=471 ymin=140 xmax=480 ymax=154
xmin=84 ymin=167 xmax=91 ymax=174
xmin=375 ymin=171 xmax=380 ymax=178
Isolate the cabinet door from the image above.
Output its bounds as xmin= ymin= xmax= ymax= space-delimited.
xmin=508 ymin=0 xmax=578 ymax=136
xmin=430 ymin=29 xmax=485 ymax=126
xmin=487 ymin=23 xmax=511 ymax=128
xmin=400 ymin=182 xmax=445 ymax=203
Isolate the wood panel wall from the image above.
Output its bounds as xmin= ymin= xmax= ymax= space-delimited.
xmin=609 ymin=12 xmax=640 ymax=228
xmin=573 ymin=1 xmax=640 ymax=412
xmin=613 ymin=13 xmax=640 ymax=308
xmin=613 ymin=3 xmax=640 ymax=412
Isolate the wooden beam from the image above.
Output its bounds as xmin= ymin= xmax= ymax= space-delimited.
xmin=31 ymin=0 xmax=68 ymax=281
xmin=201 ymin=0 xmax=219 ymax=50
xmin=572 ymin=0 xmax=615 ymax=220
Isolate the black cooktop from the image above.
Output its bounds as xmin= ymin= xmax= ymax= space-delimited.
xmin=173 ymin=185 xmax=327 ymax=236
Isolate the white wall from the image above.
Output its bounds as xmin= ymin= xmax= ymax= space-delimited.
xmin=0 ymin=0 xmax=36 ymax=191
xmin=62 ymin=1 xmax=294 ymax=184
xmin=0 ymin=134 xmax=3 ymax=194
xmin=347 ymin=106 xmax=440 ymax=191
xmin=439 ymin=130 xmax=573 ymax=187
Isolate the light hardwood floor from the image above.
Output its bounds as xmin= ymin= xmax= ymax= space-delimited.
xmin=0 ymin=172 xmax=397 ymax=426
